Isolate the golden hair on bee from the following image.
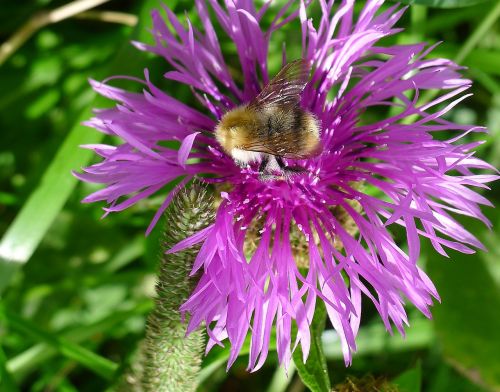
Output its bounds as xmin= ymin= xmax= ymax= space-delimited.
xmin=215 ymin=106 xmax=259 ymax=155
xmin=214 ymin=59 xmax=321 ymax=178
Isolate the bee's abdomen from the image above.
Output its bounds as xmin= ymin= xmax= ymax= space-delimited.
xmin=300 ymin=112 xmax=322 ymax=156
xmin=294 ymin=108 xmax=319 ymax=136
xmin=289 ymin=109 xmax=320 ymax=153
xmin=257 ymin=106 xmax=321 ymax=158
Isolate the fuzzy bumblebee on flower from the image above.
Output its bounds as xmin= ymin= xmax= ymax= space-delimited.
xmin=77 ymin=0 xmax=496 ymax=379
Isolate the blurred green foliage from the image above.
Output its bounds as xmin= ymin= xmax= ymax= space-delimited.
xmin=0 ymin=0 xmax=498 ymax=391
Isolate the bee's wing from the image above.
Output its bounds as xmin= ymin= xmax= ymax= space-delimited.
xmin=242 ymin=60 xmax=314 ymax=159
xmin=240 ymin=132 xmax=311 ymax=160
xmin=249 ymin=59 xmax=310 ymax=109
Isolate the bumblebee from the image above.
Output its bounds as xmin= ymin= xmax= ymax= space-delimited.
xmin=215 ymin=59 xmax=321 ymax=178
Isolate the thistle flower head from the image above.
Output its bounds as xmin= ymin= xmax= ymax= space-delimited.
xmin=77 ymin=0 xmax=497 ymax=371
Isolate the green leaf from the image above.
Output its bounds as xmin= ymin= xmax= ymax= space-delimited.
xmin=0 ymin=0 xmax=159 ymax=295
xmin=426 ymin=208 xmax=500 ymax=390
xmin=393 ymin=362 xmax=422 ymax=392
xmin=396 ymin=0 xmax=494 ymax=8
xmin=292 ymin=301 xmax=331 ymax=392
xmin=1 ymin=308 xmax=119 ymax=380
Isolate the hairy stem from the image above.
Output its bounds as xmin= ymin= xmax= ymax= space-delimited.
xmin=143 ymin=184 xmax=213 ymax=391
xmin=117 ymin=182 xmax=214 ymax=392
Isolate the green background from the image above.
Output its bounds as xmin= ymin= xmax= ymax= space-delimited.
xmin=0 ymin=0 xmax=498 ymax=391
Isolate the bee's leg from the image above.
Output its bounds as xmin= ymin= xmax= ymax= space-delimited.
xmin=258 ymin=155 xmax=269 ymax=173
xmin=234 ymin=159 xmax=246 ymax=168
xmin=275 ymin=156 xmax=287 ymax=171
xmin=276 ymin=156 xmax=307 ymax=177
xmin=258 ymin=155 xmax=281 ymax=181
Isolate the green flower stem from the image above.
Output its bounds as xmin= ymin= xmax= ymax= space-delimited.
xmin=137 ymin=183 xmax=214 ymax=392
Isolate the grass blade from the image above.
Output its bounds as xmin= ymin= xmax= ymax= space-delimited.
xmin=7 ymin=301 xmax=152 ymax=381
xmin=1 ymin=308 xmax=118 ymax=380
xmin=266 ymin=362 xmax=296 ymax=392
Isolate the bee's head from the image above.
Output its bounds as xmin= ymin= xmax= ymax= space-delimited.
xmin=214 ymin=106 xmax=253 ymax=154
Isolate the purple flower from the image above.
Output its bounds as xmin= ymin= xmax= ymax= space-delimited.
xmin=77 ymin=0 xmax=497 ymax=371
